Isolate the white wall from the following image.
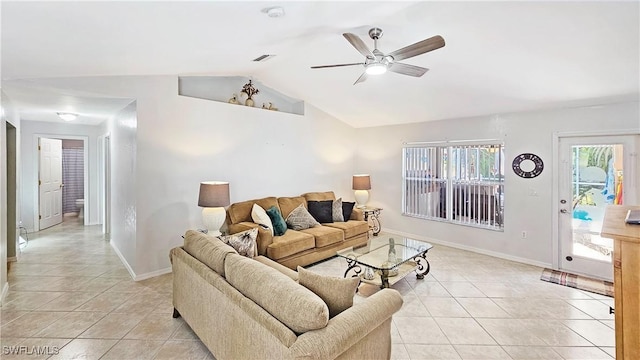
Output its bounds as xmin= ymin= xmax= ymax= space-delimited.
xmin=29 ymin=76 xmax=357 ymax=278
xmin=108 ymin=102 xmax=137 ymax=273
xmin=1 ymin=90 xmax=21 ymax=303
xmin=19 ymin=121 xmax=102 ymax=231
xmin=356 ymin=101 xmax=640 ymax=266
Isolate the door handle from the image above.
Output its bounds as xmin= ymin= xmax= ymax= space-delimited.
xmin=560 ymin=209 xmax=568 ymax=213
xmin=60 ymin=183 xmax=65 ymax=188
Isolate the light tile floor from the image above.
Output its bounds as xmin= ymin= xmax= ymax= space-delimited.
xmin=1 ymin=219 xmax=615 ymax=359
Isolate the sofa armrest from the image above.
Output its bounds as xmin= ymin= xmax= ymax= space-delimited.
xmin=290 ymin=289 xmax=403 ymax=360
xmin=228 ymin=221 xmax=274 ymax=256
xmin=350 ymin=208 xmax=364 ymax=221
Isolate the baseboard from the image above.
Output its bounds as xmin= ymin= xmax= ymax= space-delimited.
xmin=134 ymin=267 xmax=172 ymax=281
xmin=109 ymin=242 xmax=136 ymax=280
xmin=109 ymin=242 xmax=172 ymax=281
xmin=384 ymin=228 xmax=553 ymax=269
xmin=1 ymin=282 xmax=9 ymax=305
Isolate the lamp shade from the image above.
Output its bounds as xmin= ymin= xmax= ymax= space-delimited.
xmin=352 ymin=174 xmax=371 ymax=190
xmin=198 ymin=181 xmax=230 ymax=207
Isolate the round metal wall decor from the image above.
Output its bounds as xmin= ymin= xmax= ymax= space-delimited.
xmin=512 ymin=153 xmax=544 ymax=178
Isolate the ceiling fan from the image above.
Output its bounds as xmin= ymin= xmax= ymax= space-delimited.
xmin=311 ymin=28 xmax=445 ymax=85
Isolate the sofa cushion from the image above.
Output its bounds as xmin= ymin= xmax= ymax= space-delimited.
xmin=286 ymin=204 xmax=320 ymax=231
xmin=297 ymin=266 xmax=360 ymax=318
xmin=218 ymin=228 xmax=258 ymax=258
xmin=277 ymin=196 xmax=306 ymax=218
xmin=342 ymin=201 xmax=356 ymax=221
xmin=225 ymin=254 xmax=329 ymax=333
xmin=183 ymin=230 xmax=237 ymax=276
xmin=307 ymin=200 xmax=333 ymax=224
xmin=332 ymin=198 xmax=344 ymax=222
xmin=300 ymin=225 xmax=344 ymax=248
xmin=267 ymin=230 xmax=316 ymax=260
xmin=227 ymin=197 xmax=279 ymax=225
xmin=251 ymin=204 xmax=273 ymax=236
xmin=302 ymin=191 xmax=336 ymax=202
xmin=324 ymin=220 xmax=369 ymax=239
xmin=266 ymin=206 xmax=287 ymax=236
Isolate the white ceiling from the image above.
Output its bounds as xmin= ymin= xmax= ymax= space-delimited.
xmin=2 ymin=1 xmax=639 ymax=128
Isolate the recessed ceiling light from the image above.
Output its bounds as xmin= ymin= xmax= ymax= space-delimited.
xmin=262 ymin=6 xmax=285 ymax=18
xmin=57 ymin=112 xmax=78 ymax=121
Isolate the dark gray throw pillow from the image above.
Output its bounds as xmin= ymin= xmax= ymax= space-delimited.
xmin=342 ymin=201 xmax=356 ymax=221
xmin=307 ymin=200 xmax=334 ymax=223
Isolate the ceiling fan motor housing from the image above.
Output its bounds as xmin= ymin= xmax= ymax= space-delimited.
xmin=368 ymin=27 xmax=383 ymax=40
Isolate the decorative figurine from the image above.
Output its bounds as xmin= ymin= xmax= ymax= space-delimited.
xmin=240 ymin=80 xmax=259 ymax=107
xmin=388 ymin=238 xmax=396 ymax=263
xmin=363 ymin=267 xmax=375 ymax=280
xmin=262 ymin=102 xmax=278 ymax=111
xmin=228 ymin=94 xmax=239 ymax=104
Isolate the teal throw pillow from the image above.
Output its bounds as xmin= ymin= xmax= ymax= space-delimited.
xmin=266 ymin=206 xmax=287 ymax=236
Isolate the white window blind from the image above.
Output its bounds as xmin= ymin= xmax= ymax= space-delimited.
xmin=402 ymin=143 xmax=505 ymax=230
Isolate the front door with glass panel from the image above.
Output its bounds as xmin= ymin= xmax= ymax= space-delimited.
xmin=558 ymin=135 xmax=638 ymax=281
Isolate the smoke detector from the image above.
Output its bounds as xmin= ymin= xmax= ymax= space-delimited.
xmin=262 ymin=6 xmax=285 ymax=18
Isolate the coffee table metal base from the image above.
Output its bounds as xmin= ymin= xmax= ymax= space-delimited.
xmin=343 ymin=253 xmax=431 ymax=289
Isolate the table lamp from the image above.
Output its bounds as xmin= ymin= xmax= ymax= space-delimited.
xmin=198 ymin=181 xmax=230 ymax=236
xmin=352 ymin=174 xmax=371 ymax=208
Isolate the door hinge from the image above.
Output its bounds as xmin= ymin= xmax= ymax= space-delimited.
xmin=38 ymin=145 xmax=41 ymax=150
xmin=39 ymin=215 xmax=42 ymax=220
xmin=39 ymin=180 xmax=41 ymax=186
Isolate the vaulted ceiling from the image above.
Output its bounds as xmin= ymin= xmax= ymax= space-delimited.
xmin=2 ymin=1 xmax=639 ymax=128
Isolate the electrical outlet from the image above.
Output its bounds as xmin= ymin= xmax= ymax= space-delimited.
xmin=521 ymin=231 xmax=527 ymax=239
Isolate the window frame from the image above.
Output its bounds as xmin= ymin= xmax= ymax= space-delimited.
xmin=402 ymin=141 xmax=505 ymax=231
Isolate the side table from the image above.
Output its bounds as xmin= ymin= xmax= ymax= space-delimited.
xmin=361 ymin=207 xmax=382 ymax=236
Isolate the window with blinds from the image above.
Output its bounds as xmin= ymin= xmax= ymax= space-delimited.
xmin=402 ymin=143 xmax=505 ymax=230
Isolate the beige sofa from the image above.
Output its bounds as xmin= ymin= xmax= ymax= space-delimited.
xmin=171 ymin=230 xmax=403 ymax=360
xmin=226 ymin=191 xmax=369 ymax=269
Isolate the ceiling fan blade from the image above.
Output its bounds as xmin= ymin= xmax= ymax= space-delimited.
xmin=388 ymin=35 xmax=445 ymax=61
xmin=310 ymin=62 xmax=364 ymax=69
xmin=343 ymin=33 xmax=374 ymax=58
xmin=353 ymin=72 xmax=368 ymax=85
xmin=388 ymin=62 xmax=429 ymax=77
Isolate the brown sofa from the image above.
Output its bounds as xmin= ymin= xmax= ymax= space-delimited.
xmin=171 ymin=230 xmax=403 ymax=360
xmin=226 ymin=191 xmax=369 ymax=269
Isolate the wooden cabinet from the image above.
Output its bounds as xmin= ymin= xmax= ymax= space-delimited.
xmin=601 ymin=205 xmax=640 ymax=360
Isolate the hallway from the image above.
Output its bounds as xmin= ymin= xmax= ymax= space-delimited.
xmin=1 ymin=218 xmax=212 ymax=359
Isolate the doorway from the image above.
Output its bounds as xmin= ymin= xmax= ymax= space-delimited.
xmin=6 ymin=122 xmax=17 ymax=261
xmin=557 ymin=134 xmax=638 ymax=281
xmin=34 ymin=135 xmax=89 ymax=231
xmin=100 ymin=134 xmax=111 ymax=239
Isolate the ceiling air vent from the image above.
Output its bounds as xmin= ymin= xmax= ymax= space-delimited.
xmin=252 ymin=54 xmax=276 ymax=62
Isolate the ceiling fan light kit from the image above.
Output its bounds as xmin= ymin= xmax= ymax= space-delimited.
xmin=365 ymin=62 xmax=387 ymax=75
xmin=311 ymin=27 xmax=445 ymax=85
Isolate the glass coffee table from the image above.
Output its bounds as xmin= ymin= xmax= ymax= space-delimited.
xmin=337 ymin=234 xmax=433 ymax=289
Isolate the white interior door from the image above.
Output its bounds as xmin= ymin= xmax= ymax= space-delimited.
xmin=39 ymin=137 xmax=63 ymax=230
xmin=558 ymin=134 xmax=638 ymax=281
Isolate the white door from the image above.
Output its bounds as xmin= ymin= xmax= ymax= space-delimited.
xmin=39 ymin=138 xmax=63 ymax=230
xmin=558 ymin=135 xmax=638 ymax=281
